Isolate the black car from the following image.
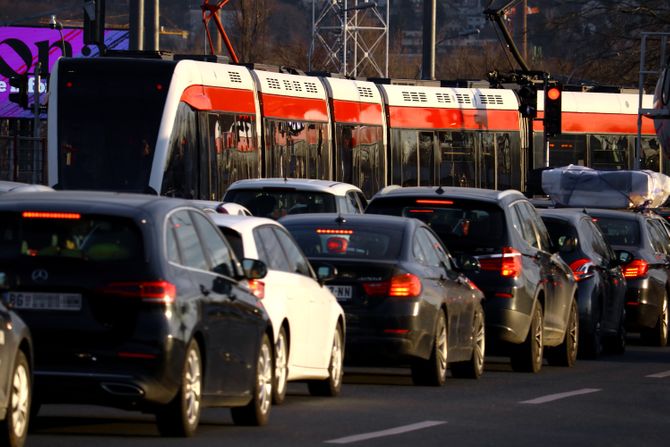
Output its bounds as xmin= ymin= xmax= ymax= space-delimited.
xmin=280 ymin=213 xmax=485 ymax=385
xmin=539 ymin=208 xmax=627 ymax=358
xmin=588 ymin=208 xmax=670 ymax=346
xmin=366 ymin=186 xmax=579 ymax=373
xmin=0 ymin=191 xmax=273 ymax=437
xmin=0 ymin=299 xmax=32 ymax=447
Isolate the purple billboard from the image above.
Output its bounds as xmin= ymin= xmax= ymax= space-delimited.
xmin=0 ymin=26 xmax=129 ymax=119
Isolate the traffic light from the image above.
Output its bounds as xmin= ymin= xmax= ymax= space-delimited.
xmin=544 ymin=82 xmax=562 ymax=138
xmin=83 ymin=0 xmax=105 ymax=46
xmin=517 ymin=84 xmax=537 ymax=118
xmin=8 ymin=74 xmax=29 ymax=109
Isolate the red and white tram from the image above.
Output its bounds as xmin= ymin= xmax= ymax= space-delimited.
xmin=47 ymin=55 xmax=660 ymax=199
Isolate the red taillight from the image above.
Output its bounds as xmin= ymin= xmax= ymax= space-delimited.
xmin=100 ymin=281 xmax=176 ymax=304
xmin=623 ymin=259 xmax=648 ymax=278
xmin=569 ymin=258 xmax=594 ymax=282
xmin=22 ymin=211 xmax=81 ymax=219
xmin=247 ymin=279 xmax=265 ymax=299
xmin=326 ymin=237 xmax=348 ymax=253
xmin=479 ymin=247 xmax=522 ymax=278
xmin=362 ymin=273 xmax=422 ymax=298
xmin=415 ymin=199 xmax=454 ymax=205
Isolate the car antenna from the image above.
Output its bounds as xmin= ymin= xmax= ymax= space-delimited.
xmin=335 ymin=215 xmax=347 ymax=225
xmin=435 ymin=185 xmax=444 ymax=195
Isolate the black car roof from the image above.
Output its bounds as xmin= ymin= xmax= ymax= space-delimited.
xmin=583 ymin=208 xmax=650 ymax=221
xmin=370 ymin=186 xmax=525 ymax=204
xmin=0 ymin=190 xmax=193 ymax=217
xmin=539 ymin=208 xmax=592 ymax=224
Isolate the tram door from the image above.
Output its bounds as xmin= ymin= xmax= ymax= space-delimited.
xmin=437 ymin=131 xmax=476 ymax=187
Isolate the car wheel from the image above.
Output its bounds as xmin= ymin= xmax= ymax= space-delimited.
xmin=411 ymin=311 xmax=448 ymax=386
xmin=307 ymin=324 xmax=344 ymax=397
xmin=156 ymin=340 xmax=202 ymax=437
xmin=450 ymin=304 xmax=485 ymax=379
xmin=511 ymin=303 xmax=544 ymax=373
xmin=0 ymin=350 xmax=31 ymax=447
xmin=547 ymin=299 xmax=579 ymax=367
xmin=272 ymin=326 xmax=289 ymax=405
xmin=604 ymin=307 xmax=626 ymax=355
xmin=231 ymin=333 xmax=273 ymax=426
xmin=641 ymin=292 xmax=668 ymax=347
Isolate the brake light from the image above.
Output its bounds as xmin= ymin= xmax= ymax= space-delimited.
xmin=569 ymin=258 xmax=594 ymax=282
xmin=623 ymin=259 xmax=648 ymax=278
xmin=479 ymin=247 xmax=522 ymax=278
xmin=317 ymin=229 xmax=354 ymax=235
xmin=362 ymin=273 xmax=422 ymax=298
xmin=100 ymin=281 xmax=176 ymax=304
xmin=326 ymin=237 xmax=348 ymax=253
xmin=247 ymin=279 xmax=265 ymax=299
xmin=415 ymin=199 xmax=453 ymax=205
xmin=22 ymin=211 xmax=81 ymax=219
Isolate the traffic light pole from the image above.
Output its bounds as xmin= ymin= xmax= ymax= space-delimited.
xmin=32 ymin=62 xmax=41 ymax=184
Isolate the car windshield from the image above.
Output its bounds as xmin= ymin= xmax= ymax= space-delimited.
xmin=593 ymin=216 xmax=641 ymax=247
xmin=286 ymin=224 xmax=403 ymax=260
xmin=225 ymin=189 xmax=337 ymax=219
xmin=367 ymin=197 xmax=506 ymax=254
xmin=0 ymin=212 xmax=143 ymax=262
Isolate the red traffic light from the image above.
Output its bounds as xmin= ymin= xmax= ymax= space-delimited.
xmin=547 ymin=87 xmax=561 ymax=101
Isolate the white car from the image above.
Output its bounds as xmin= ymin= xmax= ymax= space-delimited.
xmin=209 ymin=214 xmax=346 ymax=403
xmin=222 ymin=178 xmax=367 ymax=219
xmin=189 ymin=199 xmax=253 ymax=216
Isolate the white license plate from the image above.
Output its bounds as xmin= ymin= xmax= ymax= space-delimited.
xmin=327 ymin=285 xmax=353 ymax=302
xmin=5 ymin=292 xmax=82 ymax=311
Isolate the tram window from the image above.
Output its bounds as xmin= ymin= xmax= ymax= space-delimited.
xmin=336 ymin=124 xmax=383 ymax=197
xmin=590 ymin=135 xmax=629 ymax=170
xmin=481 ymin=133 xmax=495 ymax=189
xmin=640 ymin=137 xmax=660 ymax=172
xmin=162 ymin=103 xmax=198 ymax=198
xmin=496 ymin=133 xmax=515 ymax=190
xmin=547 ymin=134 xmax=586 ymax=168
xmin=418 ymin=132 xmax=435 ymax=186
xmin=438 ymin=131 xmax=475 ymax=187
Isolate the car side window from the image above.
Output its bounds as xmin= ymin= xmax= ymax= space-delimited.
xmin=166 ymin=224 xmax=181 ymax=264
xmin=356 ymin=192 xmax=368 ymax=211
xmin=649 ymin=219 xmax=670 ymax=254
xmin=512 ymin=202 xmax=539 ymax=249
xmin=342 ymin=192 xmax=359 ymax=214
xmin=414 ymin=228 xmax=442 ymax=268
xmin=525 ymin=203 xmax=552 ymax=251
xmin=423 ymin=228 xmax=453 ymax=270
xmin=254 ymin=226 xmax=291 ymax=271
xmin=585 ymin=219 xmax=610 ymax=264
xmin=190 ymin=211 xmax=236 ymax=276
xmin=646 ymin=221 xmax=668 ymax=255
xmin=273 ymin=227 xmax=313 ymax=277
xmin=169 ymin=210 xmax=208 ymax=271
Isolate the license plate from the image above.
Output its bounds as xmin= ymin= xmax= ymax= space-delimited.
xmin=327 ymin=285 xmax=353 ymax=302
xmin=5 ymin=292 xmax=82 ymax=311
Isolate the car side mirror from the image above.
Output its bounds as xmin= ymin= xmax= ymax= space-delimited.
xmin=242 ymin=258 xmax=267 ymax=280
xmin=316 ymin=264 xmax=337 ymax=286
xmin=615 ymin=249 xmax=633 ymax=265
xmin=558 ymin=235 xmax=578 ymax=253
xmin=455 ymin=255 xmax=481 ymax=272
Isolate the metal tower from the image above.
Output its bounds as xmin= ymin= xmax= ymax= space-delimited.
xmin=310 ymin=0 xmax=389 ymax=78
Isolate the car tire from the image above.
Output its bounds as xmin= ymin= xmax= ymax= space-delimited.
xmin=0 ymin=350 xmax=31 ymax=447
xmin=604 ymin=307 xmax=626 ymax=355
xmin=411 ymin=311 xmax=448 ymax=386
xmin=272 ymin=326 xmax=289 ymax=405
xmin=642 ymin=293 xmax=668 ymax=347
xmin=546 ymin=299 xmax=579 ymax=367
xmin=231 ymin=333 xmax=273 ymax=426
xmin=511 ymin=303 xmax=544 ymax=373
xmin=155 ymin=340 xmax=202 ymax=437
xmin=307 ymin=324 xmax=344 ymax=397
xmin=450 ymin=304 xmax=485 ymax=379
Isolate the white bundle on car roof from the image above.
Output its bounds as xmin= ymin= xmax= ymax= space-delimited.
xmin=541 ymin=165 xmax=670 ymax=209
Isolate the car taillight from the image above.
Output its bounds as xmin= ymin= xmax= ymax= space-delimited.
xmin=363 ymin=273 xmax=422 ymax=298
xmin=100 ymin=281 xmax=176 ymax=304
xmin=247 ymin=279 xmax=265 ymax=299
xmin=569 ymin=258 xmax=594 ymax=282
xmin=478 ymin=247 xmax=522 ymax=278
xmin=623 ymin=259 xmax=648 ymax=279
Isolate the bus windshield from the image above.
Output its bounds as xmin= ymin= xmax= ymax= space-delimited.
xmin=55 ymin=58 xmax=175 ymax=193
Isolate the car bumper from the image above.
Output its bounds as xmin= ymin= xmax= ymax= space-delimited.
xmin=624 ymin=280 xmax=662 ymax=330
xmin=482 ymin=288 xmax=534 ymax=348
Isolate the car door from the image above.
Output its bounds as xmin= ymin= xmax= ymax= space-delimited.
xmin=253 ymin=225 xmax=313 ymax=369
xmin=170 ymin=210 xmax=262 ymax=397
xmin=273 ymin=226 xmax=334 ymax=369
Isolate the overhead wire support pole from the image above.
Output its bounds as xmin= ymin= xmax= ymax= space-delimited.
xmin=484 ymin=0 xmax=530 ymax=73
xmin=201 ymin=0 xmax=240 ymax=63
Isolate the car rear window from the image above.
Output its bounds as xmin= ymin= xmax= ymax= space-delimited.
xmin=285 ymin=224 xmax=403 ymax=260
xmin=218 ymin=226 xmax=244 ymax=260
xmin=367 ymin=197 xmax=506 ymax=254
xmin=224 ymin=189 xmax=337 ymax=219
xmin=0 ymin=212 xmax=143 ymax=261
xmin=593 ymin=217 xmax=640 ymax=246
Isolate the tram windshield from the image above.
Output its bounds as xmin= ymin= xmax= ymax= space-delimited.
xmin=55 ymin=58 xmax=175 ymax=193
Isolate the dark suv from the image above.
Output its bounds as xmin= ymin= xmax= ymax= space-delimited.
xmin=587 ymin=208 xmax=670 ymax=347
xmin=366 ymin=186 xmax=578 ymax=373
